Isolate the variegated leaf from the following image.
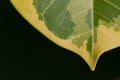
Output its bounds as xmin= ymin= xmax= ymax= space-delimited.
xmin=10 ymin=0 xmax=120 ymax=71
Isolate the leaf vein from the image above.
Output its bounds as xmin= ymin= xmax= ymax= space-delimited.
xmin=94 ymin=11 xmax=111 ymax=21
xmin=41 ymin=0 xmax=55 ymax=16
xmin=71 ymin=30 xmax=91 ymax=39
xmin=104 ymin=0 xmax=120 ymax=11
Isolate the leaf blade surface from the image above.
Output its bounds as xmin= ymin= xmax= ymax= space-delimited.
xmin=10 ymin=0 xmax=120 ymax=70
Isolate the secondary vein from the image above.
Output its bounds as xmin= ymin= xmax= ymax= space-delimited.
xmin=41 ymin=0 xmax=55 ymax=16
xmin=104 ymin=0 xmax=120 ymax=11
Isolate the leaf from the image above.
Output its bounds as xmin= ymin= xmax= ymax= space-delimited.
xmin=10 ymin=0 xmax=120 ymax=71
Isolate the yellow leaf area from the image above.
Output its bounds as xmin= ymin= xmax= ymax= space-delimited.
xmin=94 ymin=24 xmax=120 ymax=70
xmin=10 ymin=0 xmax=120 ymax=71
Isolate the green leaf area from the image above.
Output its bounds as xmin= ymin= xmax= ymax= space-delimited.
xmin=33 ymin=0 xmax=120 ymax=54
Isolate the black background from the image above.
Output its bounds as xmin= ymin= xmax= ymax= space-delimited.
xmin=0 ymin=1 xmax=120 ymax=80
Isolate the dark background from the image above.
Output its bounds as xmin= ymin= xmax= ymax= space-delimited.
xmin=0 ymin=1 xmax=120 ymax=80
